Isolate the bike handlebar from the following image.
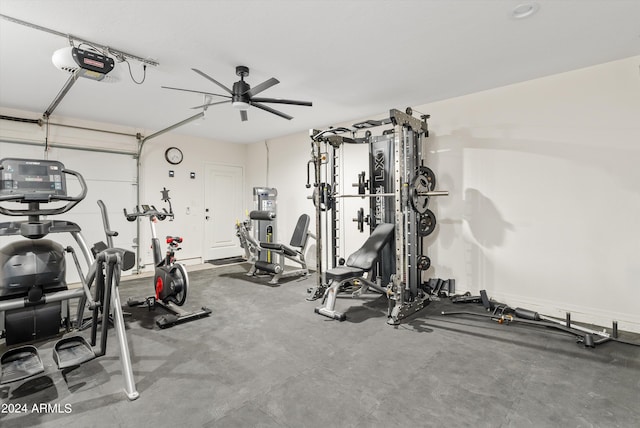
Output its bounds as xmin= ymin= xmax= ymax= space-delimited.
xmin=123 ymin=205 xmax=174 ymax=222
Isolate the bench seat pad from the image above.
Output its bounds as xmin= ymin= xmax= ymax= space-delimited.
xmin=325 ymin=266 xmax=366 ymax=282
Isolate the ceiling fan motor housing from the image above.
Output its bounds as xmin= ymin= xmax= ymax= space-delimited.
xmin=232 ymin=79 xmax=251 ymax=106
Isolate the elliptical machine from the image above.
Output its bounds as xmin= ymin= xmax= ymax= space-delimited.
xmin=0 ymin=158 xmax=138 ymax=400
xmin=124 ymin=188 xmax=211 ymax=328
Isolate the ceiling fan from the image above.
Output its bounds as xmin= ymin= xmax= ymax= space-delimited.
xmin=162 ymin=65 xmax=312 ymax=121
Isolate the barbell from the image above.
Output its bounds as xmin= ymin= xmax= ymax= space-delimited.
xmin=311 ymin=169 xmax=447 ymax=215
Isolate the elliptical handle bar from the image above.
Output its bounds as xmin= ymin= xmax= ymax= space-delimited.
xmin=97 ymin=200 xmax=118 ymax=248
xmin=0 ymin=167 xmax=87 ymax=217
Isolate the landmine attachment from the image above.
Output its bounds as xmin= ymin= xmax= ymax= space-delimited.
xmin=442 ymin=290 xmax=640 ymax=348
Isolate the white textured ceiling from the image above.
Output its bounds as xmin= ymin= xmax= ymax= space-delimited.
xmin=1 ymin=0 xmax=639 ymax=144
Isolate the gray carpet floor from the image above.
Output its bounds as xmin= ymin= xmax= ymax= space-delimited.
xmin=1 ymin=263 xmax=639 ymax=427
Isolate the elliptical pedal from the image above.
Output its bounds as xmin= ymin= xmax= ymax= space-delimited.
xmin=53 ymin=336 xmax=96 ymax=370
xmin=0 ymin=345 xmax=44 ymax=384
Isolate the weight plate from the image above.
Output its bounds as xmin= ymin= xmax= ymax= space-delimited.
xmin=410 ymin=168 xmax=436 ymax=214
xmin=418 ymin=209 xmax=436 ymax=236
xmin=418 ymin=166 xmax=436 ymax=191
xmin=410 ymin=174 xmax=430 ymax=214
xmin=312 ymin=183 xmax=335 ymax=212
xmin=417 ymin=255 xmax=431 ymax=271
xmin=354 ymin=207 xmax=364 ymax=233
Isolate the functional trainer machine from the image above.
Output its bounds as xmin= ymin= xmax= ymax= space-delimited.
xmin=0 ymin=158 xmax=138 ymax=400
xmin=307 ymin=108 xmax=448 ymax=324
xmin=124 ymin=192 xmax=211 ymax=328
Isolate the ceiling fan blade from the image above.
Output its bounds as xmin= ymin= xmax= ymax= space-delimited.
xmin=251 ymin=102 xmax=293 ymax=120
xmin=251 ymin=97 xmax=312 ymax=107
xmin=240 ymin=110 xmax=248 ymax=122
xmin=246 ymin=78 xmax=279 ymax=97
xmin=162 ymin=86 xmax=231 ymax=98
xmin=190 ymin=100 xmax=232 ymax=109
xmin=192 ymin=68 xmax=233 ymax=94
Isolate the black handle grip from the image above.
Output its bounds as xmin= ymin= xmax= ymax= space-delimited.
xmin=514 ymin=308 xmax=541 ymax=321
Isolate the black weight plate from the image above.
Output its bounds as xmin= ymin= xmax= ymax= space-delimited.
xmin=355 ymin=207 xmax=364 ymax=233
xmin=417 ymin=255 xmax=431 ymax=271
xmin=312 ymin=183 xmax=334 ymax=212
xmin=410 ymin=174 xmax=430 ymax=214
xmin=418 ymin=166 xmax=436 ymax=191
xmin=418 ymin=209 xmax=436 ymax=236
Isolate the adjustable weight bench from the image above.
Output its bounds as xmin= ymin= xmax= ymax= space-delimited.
xmin=243 ymin=213 xmax=314 ymax=284
xmin=315 ymin=222 xmax=395 ymax=321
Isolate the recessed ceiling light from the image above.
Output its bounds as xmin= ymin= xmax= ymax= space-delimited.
xmin=511 ymin=2 xmax=540 ymax=19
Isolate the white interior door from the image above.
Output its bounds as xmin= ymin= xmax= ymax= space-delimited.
xmin=204 ymin=163 xmax=243 ymax=260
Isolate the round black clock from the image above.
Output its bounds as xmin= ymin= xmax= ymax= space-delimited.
xmin=165 ymin=147 xmax=183 ymax=165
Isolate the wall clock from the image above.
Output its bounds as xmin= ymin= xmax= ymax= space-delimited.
xmin=165 ymin=147 xmax=183 ymax=165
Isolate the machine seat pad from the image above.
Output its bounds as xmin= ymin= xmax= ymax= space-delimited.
xmin=325 ymin=266 xmax=366 ymax=282
xmin=260 ymin=242 xmax=298 ymax=257
xmin=290 ymin=214 xmax=311 ymax=248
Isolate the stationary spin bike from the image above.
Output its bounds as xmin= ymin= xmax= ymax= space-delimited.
xmin=124 ymin=188 xmax=211 ymax=328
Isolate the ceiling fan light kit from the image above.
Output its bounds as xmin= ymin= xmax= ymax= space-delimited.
xmin=232 ymin=101 xmax=250 ymax=111
xmin=163 ymin=65 xmax=312 ymax=121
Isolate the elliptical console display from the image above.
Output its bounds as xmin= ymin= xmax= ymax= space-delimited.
xmin=0 ymin=158 xmax=67 ymax=198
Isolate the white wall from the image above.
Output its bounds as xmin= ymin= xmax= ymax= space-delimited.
xmin=247 ymin=56 xmax=640 ymax=332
